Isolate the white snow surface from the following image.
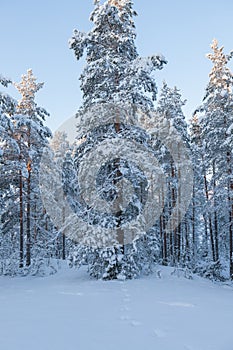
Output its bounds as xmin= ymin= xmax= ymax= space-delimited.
xmin=1 ymin=265 xmax=233 ymax=350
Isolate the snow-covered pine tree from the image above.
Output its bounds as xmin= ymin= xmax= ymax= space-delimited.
xmin=69 ymin=0 xmax=167 ymax=279
xmin=50 ymin=131 xmax=71 ymax=260
xmin=156 ymin=82 xmax=190 ymax=266
xmin=189 ymin=113 xmax=207 ymax=271
xmin=70 ymin=0 xmax=166 ymax=112
xmin=198 ymin=39 xmax=233 ymax=280
xmin=13 ymin=69 xmax=52 ymax=273
xmin=0 ymin=76 xmax=19 ymax=275
xmin=156 ymin=82 xmax=188 ymax=143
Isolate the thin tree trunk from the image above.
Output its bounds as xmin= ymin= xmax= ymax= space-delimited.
xmin=192 ymin=184 xmax=196 ymax=260
xmin=26 ymin=126 xmax=31 ymax=267
xmin=62 ymin=205 xmax=66 ymax=260
xmin=159 ymin=215 xmax=164 ymax=260
xmin=177 ymin=146 xmax=182 ymax=263
xmin=212 ymin=160 xmax=219 ymax=261
xmin=171 ymin=162 xmax=178 ymax=263
xmin=229 ymin=204 xmax=233 ymax=279
xmin=163 ymin=222 xmax=168 ymax=264
xmin=34 ymin=202 xmax=37 ymax=240
xmin=203 ymin=172 xmax=216 ymax=261
xmin=26 ymin=164 xmax=31 ymax=267
xmin=185 ymin=219 xmax=190 ymax=263
xmin=160 ymin=189 xmax=167 ymax=264
xmin=214 ymin=210 xmax=219 ymax=261
xmin=19 ymin=169 xmax=24 ymax=269
xmin=227 ymin=150 xmax=233 ymax=279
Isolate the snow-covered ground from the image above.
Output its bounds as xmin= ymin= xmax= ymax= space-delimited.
xmin=0 ymin=265 xmax=233 ymax=350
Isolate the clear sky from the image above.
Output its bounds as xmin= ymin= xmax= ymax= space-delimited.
xmin=1 ymin=0 xmax=233 ymax=132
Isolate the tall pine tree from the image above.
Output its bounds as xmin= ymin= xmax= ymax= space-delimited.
xmin=13 ymin=69 xmax=52 ymax=272
xmin=69 ymin=0 xmax=167 ymax=279
xmin=198 ymin=40 xmax=233 ymax=279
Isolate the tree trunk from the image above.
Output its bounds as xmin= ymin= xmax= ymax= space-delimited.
xmin=162 ymin=219 xmax=168 ymax=265
xmin=177 ymin=146 xmax=182 ymax=263
xmin=62 ymin=205 xmax=66 ymax=260
xmin=160 ymin=189 xmax=167 ymax=264
xmin=26 ymin=127 xmax=31 ymax=267
xmin=212 ymin=160 xmax=219 ymax=261
xmin=26 ymin=165 xmax=31 ymax=267
xmin=192 ymin=184 xmax=196 ymax=261
xmin=185 ymin=219 xmax=190 ymax=263
xmin=227 ymin=150 xmax=233 ymax=279
xmin=171 ymin=162 xmax=178 ymax=263
xmin=114 ymin=121 xmax=124 ymax=250
xmin=19 ymin=169 xmax=24 ymax=269
xmin=229 ymin=204 xmax=233 ymax=280
xmin=203 ymin=172 xmax=216 ymax=261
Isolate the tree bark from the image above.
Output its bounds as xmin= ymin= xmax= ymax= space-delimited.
xmin=227 ymin=150 xmax=233 ymax=279
xmin=26 ymin=164 xmax=31 ymax=267
xmin=62 ymin=205 xmax=66 ymax=260
xmin=212 ymin=160 xmax=219 ymax=261
xmin=171 ymin=162 xmax=178 ymax=263
xmin=19 ymin=168 xmax=24 ymax=269
xmin=192 ymin=184 xmax=196 ymax=260
xmin=26 ymin=127 xmax=31 ymax=267
xmin=203 ymin=172 xmax=216 ymax=262
xmin=114 ymin=122 xmax=124 ymax=249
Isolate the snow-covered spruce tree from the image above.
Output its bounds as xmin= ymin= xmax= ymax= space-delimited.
xmin=39 ymin=130 xmax=76 ymax=274
xmin=156 ymin=82 xmax=188 ymax=144
xmin=69 ymin=0 xmax=167 ymax=279
xmin=13 ymin=69 xmax=52 ymax=274
xmin=189 ymin=114 xmax=207 ymax=271
xmin=50 ymin=131 xmax=71 ymax=260
xmin=155 ymin=82 xmax=191 ymax=267
xmin=0 ymin=76 xmax=20 ymax=275
xmin=198 ymin=40 xmax=233 ymax=280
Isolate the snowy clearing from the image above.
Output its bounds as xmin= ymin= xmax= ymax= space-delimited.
xmin=0 ymin=266 xmax=233 ymax=350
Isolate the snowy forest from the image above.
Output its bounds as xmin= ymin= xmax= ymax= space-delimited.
xmin=1 ymin=0 xmax=233 ymax=282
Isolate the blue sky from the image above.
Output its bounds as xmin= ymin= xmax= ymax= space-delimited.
xmin=1 ymin=0 xmax=233 ymax=132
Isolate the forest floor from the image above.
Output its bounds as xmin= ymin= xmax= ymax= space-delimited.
xmin=0 ymin=264 xmax=233 ymax=350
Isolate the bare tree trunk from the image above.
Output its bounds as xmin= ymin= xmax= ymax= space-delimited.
xmin=227 ymin=151 xmax=233 ymax=279
xmin=203 ymin=172 xmax=216 ymax=261
xmin=229 ymin=204 xmax=233 ymax=280
xmin=185 ymin=219 xmax=190 ymax=263
xmin=33 ymin=202 xmax=37 ymax=241
xmin=62 ymin=205 xmax=66 ymax=260
xmin=168 ymin=181 xmax=173 ymax=263
xmin=192 ymin=184 xmax=196 ymax=260
xmin=212 ymin=161 xmax=219 ymax=261
xmin=171 ymin=162 xmax=178 ymax=263
xmin=160 ymin=189 xmax=167 ymax=264
xmin=163 ymin=223 xmax=168 ymax=264
xmin=19 ymin=168 xmax=24 ymax=269
xmin=26 ymin=125 xmax=32 ymax=267
xmin=26 ymin=162 xmax=31 ymax=267
xmin=159 ymin=215 xmax=164 ymax=259
xmin=177 ymin=147 xmax=182 ymax=263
